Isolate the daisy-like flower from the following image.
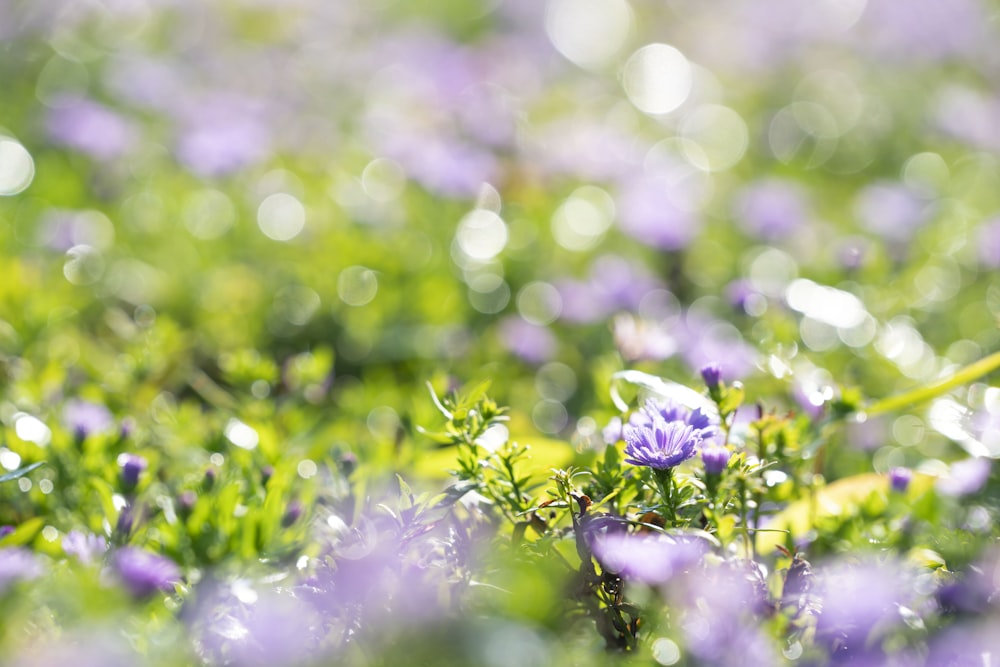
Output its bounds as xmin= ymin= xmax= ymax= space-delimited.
xmin=622 ymin=399 xmax=718 ymax=470
xmin=623 ymin=418 xmax=700 ymax=470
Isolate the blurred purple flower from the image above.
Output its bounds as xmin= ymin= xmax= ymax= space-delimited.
xmin=889 ymin=467 xmax=912 ymax=493
xmin=613 ymin=314 xmax=677 ymax=362
xmin=174 ymin=94 xmax=272 ymax=177
xmin=63 ymin=399 xmax=114 ymax=439
xmin=616 ymin=170 xmax=703 ymax=251
xmin=976 ymin=216 xmax=1000 ymax=268
xmin=813 ymin=556 xmax=914 ymax=654
xmin=733 ymin=178 xmax=810 ymax=240
xmin=498 ymin=316 xmax=557 ymax=364
xmin=853 ymin=182 xmax=932 ymax=244
xmin=530 ymin=119 xmax=642 ymax=182
xmin=935 ymin=87 xmax=1000 ymax=153
xmin=591 ymin=532 xmax=709 ymax=585
xmin=602 ymin=416 xmax=624 ymax=445
xmin=112 ymin=547 xmax=181 ymax=598
xmin=193 ymin=586 xmax=323 ymax=667
xmin=702 ymin=445 xmax=731 ymax=475
xmin=118 ymin=453 xmax=147 ymax=490
xmin=677 ymin=313 xmax=758 ymax=380
xmin=936 ymin=457 xmax=991 ymax=497
xmin=855 ymin=0 xmax=989 ymax=62
xmin=45 ymin=97 xmax=138 ymax=160
xmin=672 ymin=560 xmax=778 ymax=666
xmin=63 ymin=530 xmax=108 ymax=565
xmin=0 ymin=548 xmax=43 ymax=593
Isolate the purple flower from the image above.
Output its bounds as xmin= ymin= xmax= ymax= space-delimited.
xmin=591 ymin=532 xmax=709 ymax=585
xmin=733 ymin=178 xmax=810 ymax=240
xmin=45 ymin=97 xmax=138 ymax=161
xmin=63 ymin=399 xmax=114 ymax=440
xmin=118 ymin=453 xmax=147 ymax=490
xmin=623 ymin=419 xmax=700 ymax=470
xmin=63 ymin=530 xmax=108 ymax=565
xmin=498 ymin=316 xmax=557 ymax=364
xmin=0 ymin=548 xmax=43 ymax=593
xmin=702 ymin=445 xmax=731 ymax=476
xmin=936 ymin=457 xmax=991 ymax=497
xmin=602 ymin=416 xmax=624 ymax=445
xmin=0 ymin=525 xmax=13 ymax=539
xmin=700 ymin=364 xmax=722 ymax=391
xmin=976 ymin=216 xmax=1000 ymax=268
xmin=282 ymin=500 xmax=304 ymax=528
xmin=112 ymin=547 xmax=181 ymax=598
xmin=888 ymin=467 xmax=912 ymax=493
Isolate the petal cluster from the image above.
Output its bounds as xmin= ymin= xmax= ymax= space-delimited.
xmin=622 ymin=399 xmax=716 ymax=469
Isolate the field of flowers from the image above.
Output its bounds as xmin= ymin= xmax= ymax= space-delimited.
xmin=3 ymin=1 xmax=1000 ymax=665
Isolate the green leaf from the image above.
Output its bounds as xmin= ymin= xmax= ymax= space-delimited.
xmin=0 ymin=461 xmax=45 ymax=484
xmin=0 ymin=517 xmax=45 ymax=547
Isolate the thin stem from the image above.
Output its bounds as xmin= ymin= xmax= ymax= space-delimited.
xmin=863 ymin=349 xmax=1000 ymax=417
xmin=652 ymin=467 xmax=676 ymax=525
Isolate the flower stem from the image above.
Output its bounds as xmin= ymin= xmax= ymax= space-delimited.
xmin=652 ymin=467 xmax=676 ymax=525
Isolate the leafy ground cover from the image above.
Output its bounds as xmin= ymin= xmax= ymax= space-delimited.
xmin=3 ymin=1 xmax=1000 ymax=665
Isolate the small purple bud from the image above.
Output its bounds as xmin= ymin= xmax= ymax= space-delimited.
xmin=203 ymin=467 xmax=217 ymax=490
xmin=0 ymin=525 xmax=14 ymax=539
xmin=282 ymin=500 xmax=304 ymax=528
xmin=118 ymin=453 xmax=147 ymax=491
xmin=338 ymin=452 xmax=357 ymax=476
xmin=261 ymin=465 xmax=274 ymax=486
xmin=177 ymin=490 xmax=197 ymax=516
xmin=700 ymin=364 xmax=722 ymax=391
xmin=889 ymin=467 xmax=912 ymax=493
xmin=116 ymin=505 xmax=135 ymax=538
xmin=702 ymin=445 xmax=732 ymax=476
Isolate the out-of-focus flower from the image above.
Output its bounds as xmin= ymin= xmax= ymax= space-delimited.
xmin=702 ymin=445 xmax=731 ymax=475
xmin=498 ymin=316 xmax=557 ymax=364
xmin=613 ymin=314 xmax=677 ymax=362
xmin=733 ymin=178 xmax=810 ymax=240
xmin=112 ymin=547 xmax=181 ymax=598
xmin=63 ymin=530 xmax=108 ymax=565
xmin=889 ymin=467 xmax=912 ymax=493
xmin=63 ymin=399 xmax=114 ymax=440
xmin=591 ymin=531 xmax=709 ymax=585
xmin=118 ymin=453 xmax=147 ymax=491
xmin=602 ymin=416 xmax=624 ymax=445
xmin=616 ymin=169 xmax=703 ymax=251
xmin=976 ymin=216 xmax=1000 ymax=268
xmin=813 ymin=556 xmax=915 ymax=659
xmin=936 ymin=457 xmax=991 ymax=497
xmin=853 ymin=182 xmax=932 ymax=244
xmin=672 ymin=560 xmax=778 ymax=666
xmin=282 ymin=500 xmax=304 ymax=528
xmin=0 ymin=525 xmax=13 ymax=539
xmin=192 ymin=585 xmax=324 ymax=667
xmin=45 ymin=97 xmax=138 ymax=160
xmin=0 ymin=548 xmax=43 ymax=593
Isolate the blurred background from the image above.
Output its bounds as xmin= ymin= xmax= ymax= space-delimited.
xmin=3 ymin=0 xmax=1000 ymax=483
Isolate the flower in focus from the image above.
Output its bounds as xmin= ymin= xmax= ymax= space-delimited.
xmin=112 ymin=547 xmax=181 ymax=598
xmin=623 ymin=419 xmax=700 ymax=470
